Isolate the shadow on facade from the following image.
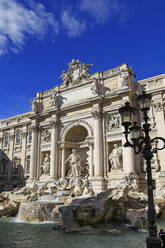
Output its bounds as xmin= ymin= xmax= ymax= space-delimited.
xmin=0 ymin=149 xmax=25 ymax=192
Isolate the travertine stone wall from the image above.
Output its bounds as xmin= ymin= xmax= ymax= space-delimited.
xmin=0 ymin=60 xmax=165 ymax=193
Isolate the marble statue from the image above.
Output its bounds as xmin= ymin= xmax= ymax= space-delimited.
xmin=58 ymin=178 xmax=69 ymax=191
xmin=61 ymin=71 xmax=71 ymax=87
xmin=90 ymin=77 xmax=107 ymax=97
xmin=41 ymin=153 xmax=50 ymax=175
xmin=108 ymin=144 xmax=122 ymax=171
xmin=119 ymin=69 xmax=129 ymax=87
xmin=65 ymin=149 xmax=83 ymax=178
xmin=32 ymin=99 xmax=40 ymax=114
xmin=70 ymin=177 xmax=84 ymax=197
xmin=91 ymin=78 xmax=101 ymax=96
xmin=83 ymin=179 xmax=94 ymax=197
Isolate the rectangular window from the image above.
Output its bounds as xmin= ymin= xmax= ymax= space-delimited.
xmin=28 ymin=130 xmax=32 ymax=143
xmin=15 ymin=130 xmax=21 ymax=145
xmin=4 ymin=133 xmax=9 ymax=147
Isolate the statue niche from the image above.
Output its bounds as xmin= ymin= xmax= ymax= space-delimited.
xmin=41 ymin=153 xmax=50 ymax=176
xmin=63 ymin=124 xmax=89 ymax=180
xmin=108 ymin=143 xmax=123 ymax=172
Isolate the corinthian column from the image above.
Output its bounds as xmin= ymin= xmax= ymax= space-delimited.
xmin=20 ymin=128 xmax=27 ymax=179
xmin=50 ymin=119 xmax=58 ymax=179
xmin=153 ymin=97 xmax=165 ymax=171
xmin=121 ymin=96 xmax=135 ymax=173
xmin=8 ymin=129 xmax=15 ymax=181
xmin=61 ymin=145 xmax=65 ymax=178
xmin=29 ymin=125 xmax=38 ymax=180
xmin=91 ymin=109 xmax=103 ymax=178
xmin=87 ymin=141 xmax=94 ymax=178
xmin=0 ymin=132 xmax=3 ymax=149
xmin=122 ymin=136 xmax=135 ymax=173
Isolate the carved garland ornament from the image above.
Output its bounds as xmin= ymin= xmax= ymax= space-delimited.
xmin=106 ymin=114 xmax=121 ymax=132
xmin=41 ymin=130 xmax=51 ymax=143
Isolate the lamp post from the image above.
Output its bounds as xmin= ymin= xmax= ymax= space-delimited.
xmin=119 ymin=91 xmax=165 ymax=248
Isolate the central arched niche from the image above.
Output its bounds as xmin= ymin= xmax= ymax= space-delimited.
xmin=64 ymin=125 xmax=89 ymax=177
xmin=65 ymin=125 xmax=88 ymax=142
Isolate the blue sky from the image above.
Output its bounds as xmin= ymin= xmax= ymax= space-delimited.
xmin=0 ymin=0 xmax=165 ymax=119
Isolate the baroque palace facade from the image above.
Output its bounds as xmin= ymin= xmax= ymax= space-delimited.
xmin=0 ymin=59 xmax=165 ymax=193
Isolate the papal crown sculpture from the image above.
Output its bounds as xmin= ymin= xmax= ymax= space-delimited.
xmin=0 ymin=59 xmax=165 ymax=195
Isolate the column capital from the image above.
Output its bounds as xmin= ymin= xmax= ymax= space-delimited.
xmin=88 ymin=141 xmax=94 ymax=146
xmin=91 ymin=110 xmax=102 ymax=119
xmin=29 ymin=125 xmax=41 ymax=133
xmin=31 ymin=126 xmax=38 ymax=132
xmin=49 ymin=120 xmax=59 ymax=128
xmin=153 ymin=100 xmax=163 ymax=112
xmin=86 ymin=137 xmax=94 ymax=146
xmin=58 ymin=140 xmax=66 ymax=148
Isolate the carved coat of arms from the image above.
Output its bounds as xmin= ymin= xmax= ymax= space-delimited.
xmin=61 ymin=59 xmax=93 ymax=87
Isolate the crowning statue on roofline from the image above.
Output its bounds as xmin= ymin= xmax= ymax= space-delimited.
xmin=61 ymin=59 xmax=93 ymax=87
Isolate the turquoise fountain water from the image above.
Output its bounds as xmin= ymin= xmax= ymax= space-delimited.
xmin=0 ymin=218 xmax=165 ymax=248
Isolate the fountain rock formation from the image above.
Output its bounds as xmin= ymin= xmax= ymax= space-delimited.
xmin=58 ymin=186 xmax=150 ymax=232
xmin=1 ymin=172 xmax=165 ymax=229
xmin=17 ymin=202 xmax=60 ymax=223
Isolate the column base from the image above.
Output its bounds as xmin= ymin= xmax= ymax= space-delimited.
xmin=107 ymin=171 xmax=144 ymax=192
xmin=91 ymin=177 xmax=107 ymax=194
xmin=107 ymin=171 xmax=128 ymax=189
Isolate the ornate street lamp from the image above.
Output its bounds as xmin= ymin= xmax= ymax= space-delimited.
xmin=119 ymin=91 xmax=165 ymax=248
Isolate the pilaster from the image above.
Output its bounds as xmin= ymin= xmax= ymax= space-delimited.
xmin=153 ymin=95 xmax=165 ymax=171
xmin=50 ymin=117 xmax=59 ymax=180
xmin=87 ymin=140 xmax=94 ymax=178
xmin=121 ymin=96 xmax=135 ymax=173
xmin=8 ymin=129 xmax=15 ymax=181
xmin=91 ymin=108 xmax=103 ymax=177
xmin=0 ymin=132 xmax=3 ymax=150
xmin=91 ymin=105 xmax=106 ymax=193
xmin=20 ymin=127 xmax=28 ymax=179
xmin=29 ymin=122 xmax=38 ymax=181
xmin=61 ymin=144 xmax=66 ymax=178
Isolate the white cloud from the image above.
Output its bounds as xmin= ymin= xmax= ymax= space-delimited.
xmin=79 ymin=0 xmax=128 ymax=24
xmin=0 ymin=0 xmax=59 ymax=56
xmin=0 ymin=0 xmax=130 ymax=56
xmin=61 ymin=10 xmax=86 ymax=37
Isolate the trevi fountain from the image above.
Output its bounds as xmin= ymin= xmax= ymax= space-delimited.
xmin=1 ymin=60 xmax=165 ymax=247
